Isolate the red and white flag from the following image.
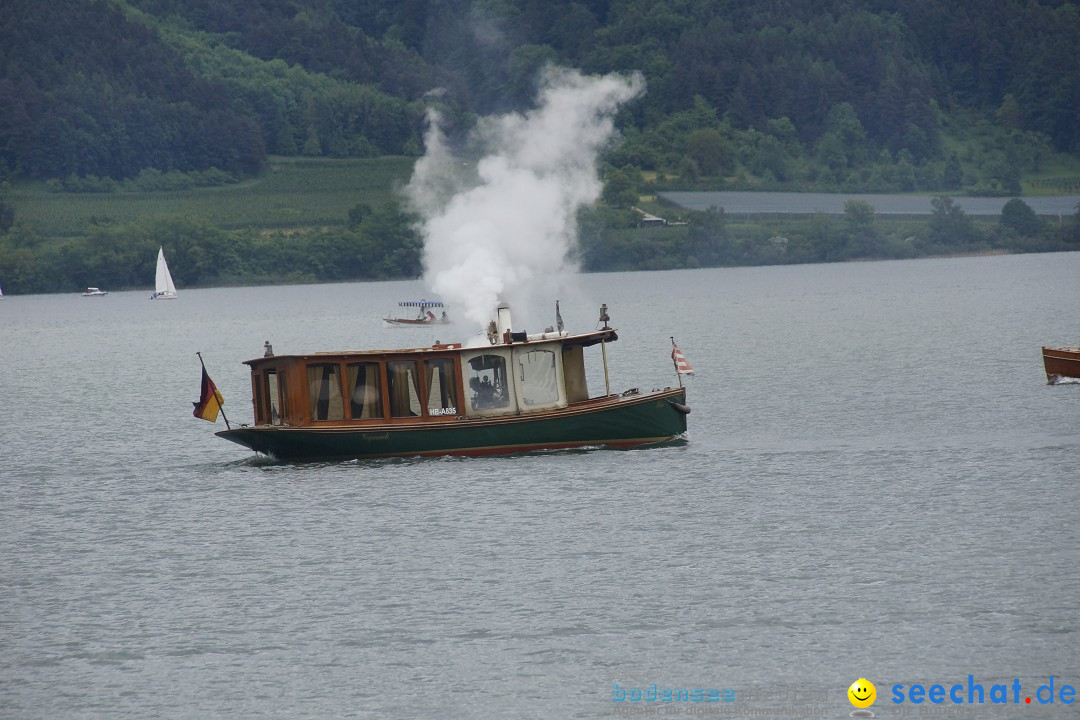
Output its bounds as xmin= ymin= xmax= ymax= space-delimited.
xmin=671 ymin=339 xmax=694 ymax=376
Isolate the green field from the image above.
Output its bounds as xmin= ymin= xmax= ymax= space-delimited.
xmin=11 ymin=150 xmax=1080 ymax=240
xmin=9 ymin=156 xmax=418 ymax=237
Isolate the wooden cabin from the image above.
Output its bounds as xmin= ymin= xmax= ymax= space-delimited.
xmin=244 ymin=330 xmax=613 ymax=429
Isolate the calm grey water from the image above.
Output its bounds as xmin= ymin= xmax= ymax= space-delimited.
xmin=2 ymin=253 xmax=1078 ymax=720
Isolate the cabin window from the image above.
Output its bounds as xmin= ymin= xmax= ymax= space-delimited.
xmin=424 ymin=358 xmax=458 ymax=416
xmin=466 ymin=354 xmax=511 ymax=411
xmin=387 ymin=360 xmax=422 ymax=417
xmin=307 ymin=364 xmax=344 ymax=421
xmin=515 ymin=348 xmax=560 ymax=406
xmin=347 ymin=362 xmax=383 ymax=420
xmin=260 ymin=369 xmax=284 ymax=425
xmin=562 ymin=345 xmax=589 ymax=403
xmin=271 ymin=372 xmax=285 ymax=424
xmin=254 ymin=374 xmax=265 ymax=423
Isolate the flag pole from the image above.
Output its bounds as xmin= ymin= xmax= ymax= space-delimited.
xmin=599 ymin=304 xmax=611 ymax=396
xmin=196 ymin=351 xmax=231 ymax=429
xmin=671 ymin=337 xmax=683 ymax=388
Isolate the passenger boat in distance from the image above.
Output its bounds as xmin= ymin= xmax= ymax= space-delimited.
xmin=216 ymin=303 xmax=690 ymax=461
xmin=383 ymin=300 xmax=450 ymax=326
xmin=82 ymin=287 xmax=108 ymax=297
xmin=1042 ymin=345 xmax=1080 ymax=384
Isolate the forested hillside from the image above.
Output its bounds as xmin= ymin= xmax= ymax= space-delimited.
xmin=2 ymin=0 xmax=1078 ymax=189
xmin=1 ymin=0 xmax=1079 ymax=294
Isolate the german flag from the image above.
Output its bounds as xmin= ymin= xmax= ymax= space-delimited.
xmin=193 ymin=366 xmax=225 ymax=423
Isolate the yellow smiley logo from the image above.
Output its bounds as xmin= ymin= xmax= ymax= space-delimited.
xmin=848 ymin=678 xmax=876 ymax=708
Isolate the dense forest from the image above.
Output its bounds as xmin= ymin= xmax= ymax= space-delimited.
xmin=1 ymin=0 xmax=1079 ymax=292
xmin=4 ymin=0 xmax=1080 ymax=185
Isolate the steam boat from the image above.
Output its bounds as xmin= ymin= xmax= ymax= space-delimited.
xmin=216 ymin=304 xmax=689 ymax=461
xmin=1042 ymin=345 xmax=1080 ymax=384
xmin=383 ymin=300 xmax=450 ymax=326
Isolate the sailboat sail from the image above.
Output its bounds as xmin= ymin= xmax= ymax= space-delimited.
xmin=152 ymin=247 xmax=178 ymax=299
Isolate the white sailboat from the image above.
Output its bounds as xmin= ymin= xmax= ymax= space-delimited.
xmin=150 ymin=247 xmax=178 ymax=300
xmin=0 ymin=281 xmax=4 ymax=299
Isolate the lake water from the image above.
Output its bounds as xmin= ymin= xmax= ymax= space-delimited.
xmin=2 ymin=253 xmax=1078 ymax=719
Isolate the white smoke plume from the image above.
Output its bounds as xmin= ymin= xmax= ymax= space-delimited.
xmin=404 ymin=67 xmax=645 ymax=328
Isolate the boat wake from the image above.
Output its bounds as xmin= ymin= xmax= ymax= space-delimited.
xmin=642 ymin=433 xmax=690 ymax=449
xmin=1049 ymin=376 xmax=1080 ymax=385
xmin=238 ymin=453 xmax=287 ymax=467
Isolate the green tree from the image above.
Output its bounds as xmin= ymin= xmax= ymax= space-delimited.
xmin=801 ymin=212 xmax=841 ymax=262
xmin=928 ymin=196 xmax=977 ymax=246
xmin=997 ymin=93 xmax=1023 ymax=130
xmin=0 ymin=198 xmax=14 ymax=233
xmin=358 ymin=202 xmax=422 ymax=277
xmin=893 ymin=153 xmax=917 ymax=192
xmin=1063 ymin=202 xmax=1080 ymax=245
xmin=302 ymin=125 xmax=323 ymax=156
xmin=748 ymin=135 xmax=790 ymax=181
xmin=348 ymin=203 xmax=373 ymax=229
xmin=943 ymin=153 xmax=963 ymax=189
xmin=817 ymin=103 xmax=869 ymax=168
xmin=677 ymin=156 xmax=700 ymax=184
xmin=842 ymin=200 xmax=879 ymax=257
xmin=766 ymin=117 xmax=801 ymax=153
xmin=999 ymin=198 xmax=1042 ymax=236
xmin=507 ymin=45 xmax=560 ymax=107
xmin=683 ymin=206 xmax=727 ymax=266
xmin=601 ymin=169 xmax=638 ymax=208
xmin=685 ymin=128 xmax=732 ymax=177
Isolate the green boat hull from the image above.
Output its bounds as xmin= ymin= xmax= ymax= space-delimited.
xmin=217 ymin=388 xmax=688 ymax=461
